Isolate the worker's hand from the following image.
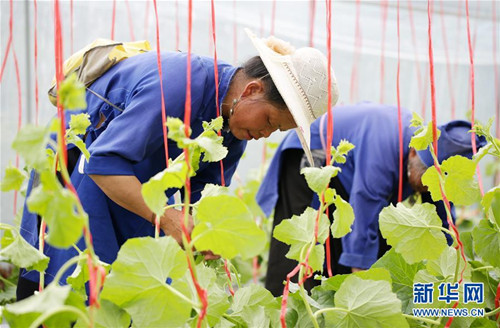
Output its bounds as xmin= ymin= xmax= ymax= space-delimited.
xmin=351 ymin=267 xmax=364 ymax=273
xmin=160 ymin=208 xmax=194 ymax=247
xmin=159 ymin=208 xmax=220 ymax=260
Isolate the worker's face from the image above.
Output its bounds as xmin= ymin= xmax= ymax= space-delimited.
xmin=407 ymin=148 xmax=429 ymax=193
xmin=228 ymin=82 xmax=296 ymax=140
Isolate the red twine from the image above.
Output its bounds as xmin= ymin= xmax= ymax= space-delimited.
xmin=0 ymin=0 xmax=13 ymax=83
xmin=111 ymin=0 xmax=116 ymax=40
xmin=396 ymin=0 xmax=403 ymax=203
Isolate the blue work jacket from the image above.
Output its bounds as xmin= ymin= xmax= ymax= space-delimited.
xmin=20 ymin=51 xmax=246 ymax=284
xmin=257 ymin=102 xmax=454 ymax=269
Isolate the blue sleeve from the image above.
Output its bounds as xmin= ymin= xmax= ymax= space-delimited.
xmin=338 ymin=149 xmax=396 ymax=269
xmin=190 ymin=137 xmax=246 ymax=202
xmin=85 ymin=56 xmax=208 ymax=176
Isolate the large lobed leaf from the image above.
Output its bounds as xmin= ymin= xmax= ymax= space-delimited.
xmin=0 ymin=225 xmax=48 ymax=272
xmin=11 ymin=124 xmax=49 ymax=170
xmin=372 ymin=249 xmax=425 ymax=313
xmin=409 ymin=121 xmax=440 ymax=151
xmin=379 ymin=203 xmax=448 ymax=264
xmin=141 ymin=162 xmax=187 ymax=217
xmin=192 ymin=195 xmax=266 ymax=260
xmin=323 ymin=275 xmax=408 ymax=327
xmin=1 ymin=165 xmax=27 ymax=192
xmin=422 ymin=155 xmax=480 ymax=206
xmin=472 ymin=219 xmax=500 ymax=268
xmin=3 ymin=284 xmax=85 ymax=328
xmin=27 ymin=171 xmax=86 ymax=248
xmin=273 ymin=207 xmax=330 ymax=271
xmin=100 ymin=236 xmax=191 ymax=328
xmin=482 ymin=186 xmax=500 ymax=227
xmin=331 ymin=195 xmax=354 ymax=238
xmin=301 ymin=166 xmax=340 ymax=195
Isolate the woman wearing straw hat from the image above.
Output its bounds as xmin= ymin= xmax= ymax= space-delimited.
xmin=17 ymin=29 xmax=339 ymax=299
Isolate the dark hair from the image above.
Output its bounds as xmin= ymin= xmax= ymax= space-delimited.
xmin=241 ymin=56 xmax=286 ymax=109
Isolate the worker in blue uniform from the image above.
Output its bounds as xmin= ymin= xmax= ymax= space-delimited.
xmin=17 ymin=30 xmax=340 ymax=300
xmin=257 ymin=102 xmax=487 ymax=296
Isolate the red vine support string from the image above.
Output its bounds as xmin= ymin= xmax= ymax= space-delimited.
xmin=349 ymin=0 xmax=361 ymax=103
xmin=12 ymin=49 xmax=22 ymax=215
xmin=184 ymin=1 xmax=208 ymax=326
xmin=427 ymin=2 xmax=467 ymax=327
xmin=396 ymin=0 xmax=403 ymax=203
xmin=111 ymin=0 xmax=116 ymax=40
xmin=209 ymin=0 xmax=221 ymax=123
xmin=379 ymin=0 xmax=388 ymax=104
xmin=324 ymin=0 xmax=334 ymax=278
xmin=0 ymin=0 xmax=13 ymax=83
xmin=309 ymin=0 xmax=316 ymax=47
xmin=439 ymin=0 xmax=456 ymax=120
xmin=465 ymin=0 xmax=484 ymax=196
xmin=152 ymin=0 xmax=170 ymax=170
xmin=210 ymin=0 xmax=234 ymax=293
xmin=407 ymin=0 xmax=425 ymax=119
xmin=34 ymin=0 xmax=40 ymax=125
xmin=124 ymin=0 xmax=136 ymax=41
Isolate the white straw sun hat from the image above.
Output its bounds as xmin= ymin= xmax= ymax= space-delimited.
xmin=245 ymin=28 xmax=339 ymax=166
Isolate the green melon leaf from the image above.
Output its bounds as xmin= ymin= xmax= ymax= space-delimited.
xmin=425 ymin=246 xmax=470 ymax=281
xmin=27 ymin=171 xmax=86 ymax=248
xmin=273 ymin=207 xmax=330 ymax=270
xmin=12 ymin=124 xmax=49 ymax=170
xmin=74 ymin=300 xmax=130 ymax=328
xmin=141 ymin=162 xmax=187 ymax=217
xmin=331 ymin=196 xmax=354 ymax=238
xmin=100 ymin=236 xmax=191 ymax=328
xmin=301 ymin=166 xmax=340 ymax=195
xmin=482 ymin=186 xmax=500 ymax=227
xmin=409 ymin=121 xmax=440 ymax=151
xmin=273 ymin=207 xmax=330 ymax=246
xmin=66 ymin=134 xmax=90 ymax=160
xmin=192 ymin=195 xmax=266 ymax=260
xmin=323 ymin=276 xmax=408 ymax=327
xmin=372 ymin=249 xmax=425 ymax=314
xmin=0 ymin=226 xmax=48 ymax=272
xmin=197 ymin=133 xmax=228 ymax=162
xmin=59 ymin=73 xmax=87 ymax=110
xmin=68 ymin=113 xmax=91 ymax=135
xmin=3 ymin=285 xmax=85 ymax=328
xmin=422 ymin=155 xmax=480 ymax=206
xmin=379 ymin=203 xmax=448 ymax=263
xmin=1 ymin=165 xmax=27 ymax=192
xmin=472 ymin=219 xmax=500 ymax=268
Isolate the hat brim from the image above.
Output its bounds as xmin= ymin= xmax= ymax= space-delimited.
xmin=245 ymin=28 xmax=316 ymax=165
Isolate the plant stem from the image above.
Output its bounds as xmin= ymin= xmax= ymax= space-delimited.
xmin=228 ymin=261 xmax=242 ymax=288
xmin=0 ymin=275 xmax=16 ymax=287
xmin=165 ymin=282 xmax=200 ymax=308
xmin=28 ymin=305 xmax=90 ymax=328
xmin=313 ymin=307 xmax=349 ymax=318
xmin=471 ymin=266 xmax=494 ymax=272
xmin=298 ymin=244 xmax=320 ymax=328
xmin=484 ymin=306 xmax=500 ymax=317
xmin=453 ymin=247 xmax=461 ymax=284
xmin=402 ymin=314 xmax=441 ymax=326
xmin=52 ymin=255 xmax=82 ymax=285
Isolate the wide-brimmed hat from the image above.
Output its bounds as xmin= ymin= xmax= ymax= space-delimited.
xmin=416 ymin=120 xmax=487 ymax=167
xmin=245 ymin=28 xmax=339 ymax=166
